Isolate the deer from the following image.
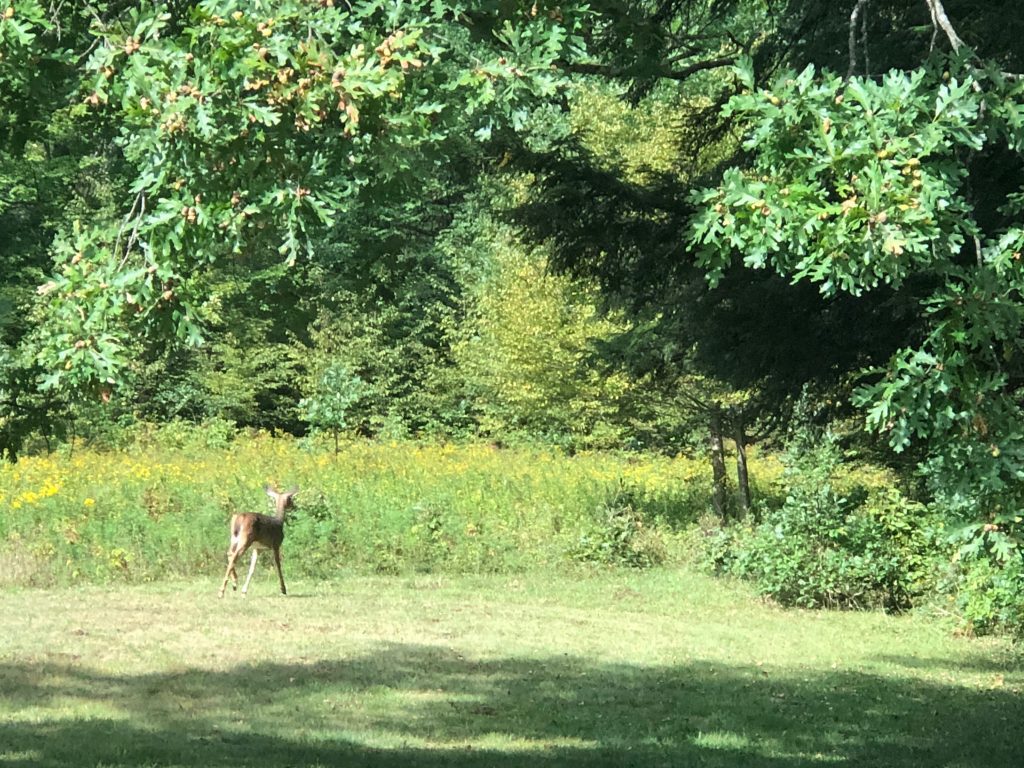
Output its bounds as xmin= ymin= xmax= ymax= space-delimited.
xmin=218 ymin=486 xmax=298 ymax=598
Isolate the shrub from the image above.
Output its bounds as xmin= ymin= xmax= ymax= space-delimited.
xmin=569 ymin=484 xmax=668 ymax=568
xmin=707 ymin=433 xmax=943 ymax=611
xmin=946 ymin=555 xmax=1024 ymax=637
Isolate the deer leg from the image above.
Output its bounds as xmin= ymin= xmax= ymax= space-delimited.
xmin=241 ymin=548 xmax=259 ymax=595
xmin=219 ymin=548 xmax=240 ymax=598
xmin=273 ymin=546 xmax=286 ymax=595
xmin=228 ymin=541 xmax=243 ymax=592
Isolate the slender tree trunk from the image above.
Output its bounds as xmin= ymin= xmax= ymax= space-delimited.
xmin=709 ymin=406 xmax=729 ymax=520
xmin=733 ymin=409 xmax=752 ymax=520
xmin=65 ymin=415 xmax=74 ymax=459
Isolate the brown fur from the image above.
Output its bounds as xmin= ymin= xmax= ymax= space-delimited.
xmin=218 ymin=486 xmax=297 ymax=597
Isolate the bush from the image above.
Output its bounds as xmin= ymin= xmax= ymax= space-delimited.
xmin=706 ymin=433 xmax=943 ymax=611
xmin=569 ymin=484 xmax=668 ymax=568
xmin=948 ymin=556 xmax=1024 ymax=637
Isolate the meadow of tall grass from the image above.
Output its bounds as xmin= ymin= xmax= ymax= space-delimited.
xmin=0 ymin=430 xmax=728 ymax=587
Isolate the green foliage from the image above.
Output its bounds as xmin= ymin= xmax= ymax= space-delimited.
xmin=0 ymin=1 xmax=59 ymax=130
xmin=689 ymin=50 xmax=1024 ymax=583
xmin=454 ymin=227 xmax=633 ymax=449
xmin=690 ymin=57 xmax=986 ymax=295
xmin=141 ymin=417 xmax=239 ymax=451
xmin=569 ymin=83 xmax=688 ymax=183
xmin=569 ymin=483 xmax=668 ymax=568
xmin=18 ymin=0 xmax=591 ymax=391
xmin=0 ymin=348 xmax=70 ymax=459
xmin=202 ymin=337 xmax=304 ymax=429
xmin=0 ymin=437 xmax=704 ymax=584
xmin=707 ymin=432 xmax=943 ymax=611
xmin=123 ymin=323 xmax=306 ymax=434
xmin=300 ymin=362 xmax=368 ymax=449
xmin=7 ymin=0 xmax=1024 ymax=634
xmin=943 ymin=506 xmax=1024 ymax=637
xmin=303 ymin=189 xmax=475 ymax=439
xmin=0 ymin=2 xmax=130 ymax=452
xmin=949 ymin=556 xmax=1024 ymax=637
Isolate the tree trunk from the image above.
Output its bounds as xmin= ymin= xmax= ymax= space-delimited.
xmin=709 ymin=406 xmax=729 ymax=520
xmin=733 ymin=409 xmax=752 ymax=520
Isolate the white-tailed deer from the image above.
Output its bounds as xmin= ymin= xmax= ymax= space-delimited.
xmin=218 ymin=486 xmax=297 ymax=597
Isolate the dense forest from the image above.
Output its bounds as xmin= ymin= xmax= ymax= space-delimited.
xmin=3 ymin=0 xmax=1024 ymax=631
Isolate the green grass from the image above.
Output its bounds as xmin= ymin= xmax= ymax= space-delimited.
xmin=0 ymin=440 xmax=715 ymax=583
xmin=2 ymin=568 xmax=1022 ymax=767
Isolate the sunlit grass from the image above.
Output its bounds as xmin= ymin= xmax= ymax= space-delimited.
xmin=2 ymin=569 xmax=1022 ymax=767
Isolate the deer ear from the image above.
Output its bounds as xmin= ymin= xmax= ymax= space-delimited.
xmin=264 ymin=485 xmax=277 ymax=498
xmin=286 ymin=487 xmax=299 ymax=496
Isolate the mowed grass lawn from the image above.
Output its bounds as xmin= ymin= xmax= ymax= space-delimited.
xmin=2 ymin=568 xmax=1023 ymax=768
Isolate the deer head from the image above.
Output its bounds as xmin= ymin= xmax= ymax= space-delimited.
xmin=264 ymin=485 xmax=298 ymax=519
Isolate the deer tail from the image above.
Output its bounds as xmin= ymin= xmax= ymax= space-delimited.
xmin=227 ymin=515 xmax=242 ymax=554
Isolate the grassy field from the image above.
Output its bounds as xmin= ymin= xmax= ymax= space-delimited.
xmin=0 ymin=440 xmax=719 ymax=583
xmin=2 ymin=568 xmax=1022 ymax=767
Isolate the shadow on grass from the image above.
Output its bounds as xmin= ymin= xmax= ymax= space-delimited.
xmin=1 ymin=643 xmax=1022 ymax=767
xmin=875 ymin=652 xmax=1022 ymax=675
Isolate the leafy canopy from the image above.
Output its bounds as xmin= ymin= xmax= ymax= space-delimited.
xmin=689 ymin=46 xmax=1024 ymax=555
xmin=4 ymin=0 xmax=589 ymax=391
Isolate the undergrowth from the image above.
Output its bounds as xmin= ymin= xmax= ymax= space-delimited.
xmin=0 ymin=429 xmax=711 ymax=585
xmin=704 ymin=431 xmax=948 ymax=613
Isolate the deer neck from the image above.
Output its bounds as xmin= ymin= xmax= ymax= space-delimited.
xmin=265 ymin=488 xmax=295 ymax=523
